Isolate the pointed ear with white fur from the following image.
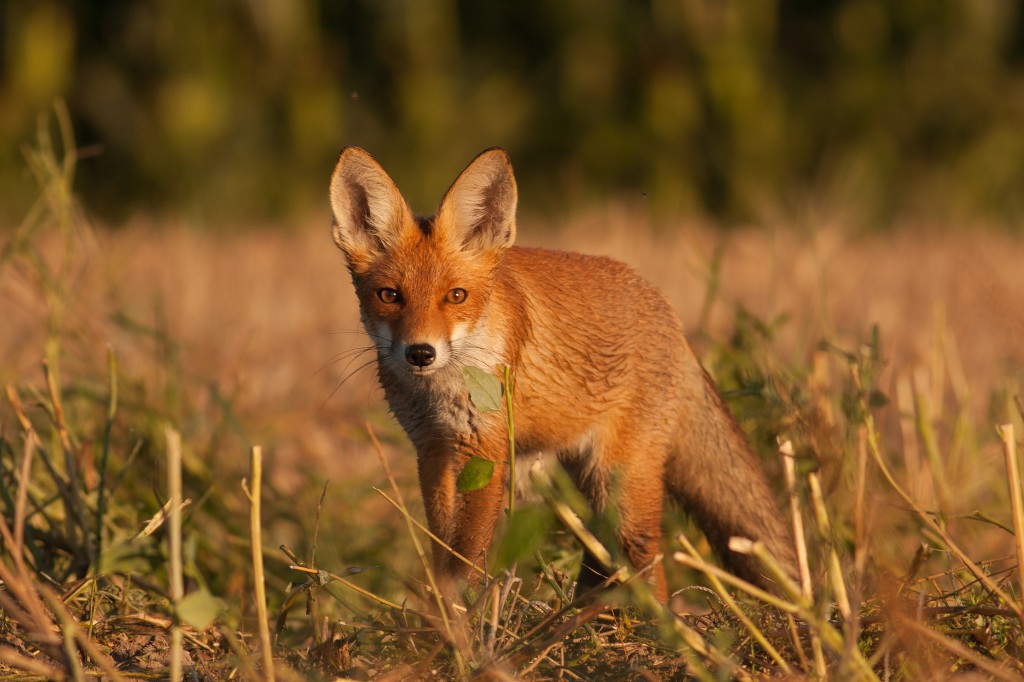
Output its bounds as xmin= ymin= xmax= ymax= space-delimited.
xmin=329 ymin=147 xmax=412 ymax=270
xmin=436 ymin=148 xmax=517 ymax=253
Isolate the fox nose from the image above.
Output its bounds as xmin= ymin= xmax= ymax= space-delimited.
xmin=405 ymin=344 xmax=436 ymax=368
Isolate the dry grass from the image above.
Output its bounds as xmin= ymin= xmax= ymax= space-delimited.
xmin=2 ymin=119 xmax=1024 ymax=679
xmin=5 ymin=209 xmax=1023 ymax=476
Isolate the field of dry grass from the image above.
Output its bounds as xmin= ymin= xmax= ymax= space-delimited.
xmin=2 ymin=142 xmax=1024 ymax=679
xmin=6 ymin=210 xmax=1024 ymax=470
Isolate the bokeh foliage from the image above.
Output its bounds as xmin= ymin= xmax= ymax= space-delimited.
xmin=3 ymin=0 xmax=1024 ymax=226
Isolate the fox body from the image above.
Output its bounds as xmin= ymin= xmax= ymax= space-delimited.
xmin=329 ymin=147 xmax=796 ymax=600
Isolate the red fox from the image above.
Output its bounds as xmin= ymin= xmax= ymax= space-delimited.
xmin=329 ymin=147 xmax=797 ymax=601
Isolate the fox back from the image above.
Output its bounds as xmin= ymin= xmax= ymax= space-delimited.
xmin=329 ymin=147 xmax=797 ymax=601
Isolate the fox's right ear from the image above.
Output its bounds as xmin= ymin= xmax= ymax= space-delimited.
xmin=329 ymin=147 xmax=411 ymax=269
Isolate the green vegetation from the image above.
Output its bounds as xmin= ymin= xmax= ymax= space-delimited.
xmin=3 ymin=1 xmax=1024 ymax=227
xmin=2 ymin=104 xmax=1023 ymax=680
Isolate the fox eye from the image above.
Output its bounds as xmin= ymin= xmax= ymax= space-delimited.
xmin=378 ymin=288 xmax=400 ymax=304
xmin=446 ymin=288 xmax=468 ymax=304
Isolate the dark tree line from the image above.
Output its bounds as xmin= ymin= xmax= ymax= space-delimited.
xmin=3 ymin=0 xmax=1024 ymax=227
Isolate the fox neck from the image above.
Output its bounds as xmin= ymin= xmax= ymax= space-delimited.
xmin=379 ymin=363 xmax=470 ymax=444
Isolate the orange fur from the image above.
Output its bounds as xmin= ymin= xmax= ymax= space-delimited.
xmin=329 ymin=147 xmax=797 ymax=601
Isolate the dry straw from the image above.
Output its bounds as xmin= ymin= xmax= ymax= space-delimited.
xmin=243 ymin=445 xmax=276 ymax=681
xmin=166 ymin=427 xmax=184 ymax=682
xmin=999 ymin=423 xmax=1024 ymax=628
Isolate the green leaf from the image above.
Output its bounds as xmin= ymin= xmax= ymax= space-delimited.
xmin=497 ymin=506 xmax=554 ymax=568
xmin=463 ymin=366 xmax=503 ymax=413
xmin=177 ymin=587 xmax=224 ymax=630
xmin=96 ymin=536 xmax=158 ymax=575
xmin=456 ymin=456 xmax=495 ymax=492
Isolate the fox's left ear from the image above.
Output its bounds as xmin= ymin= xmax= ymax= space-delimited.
xmin=437 ymin=148 xmax=517 ymax=253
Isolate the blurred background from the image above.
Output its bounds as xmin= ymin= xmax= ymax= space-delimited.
xmin=3 ymin=0 xmax=1024 ymax=228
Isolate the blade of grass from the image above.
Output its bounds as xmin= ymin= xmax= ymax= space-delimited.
xmin=372 ymin=486 xmax=487 ymax=581
xmin=308 ymin=481 xmax=328 ymax=643
xmin=997 ymin=423 xmax=1024 ymax=627
xmin=94 ymin=346 xmax=118 ymax=569
xmin=43 ymin=359 xmax=74 ymax=456
xmin=0 ymin=563 xmax=62 ymax=660
xmin=675 ymin=533 xmax=792 ymax=674
xmin=502 ymin=601 xmax=608 ymax=672
xmin=39 ymin=584 xmax=127 ymax=682
xmin=242 ymin=445 xmax=275 ymax=681
xmin=166 ymin=427 xmax=183 ymax=682
xmin=287 ymin=565 xmax=406 ymax=612
xmin=41 ymin=359 xmax=90 ymax=569
xmin=0 ymin=645 xmax=61 ymax=678
xmin=365 ymin=422 xmax=468 ymax=677
xmin=911 ymin=368 xmax=951 ymax=510
xmin=728 ymin=538 xmax=880 ymax=681
xmin=807 ymin=473 xmax=851 ymax=619
xmin=531 ymin=464 xmax=747 ymax=679
xmin=780 ymin=441 xmax=812 ymax=599
xmin=0 ymin=499 xmax=56 ymax=651
xmin=61 ymin=615 xmax=86 ymax=682
xmin=373 ymin=484 xmax=548 ymax=613
xmin=503 ymin=365 xmax=516 ymax=517
xmin=893 ymin=613 xmax=1024 ymax=681
xmin=5 ymin=385 xmax=41 ymax=557
xmin=530 ymin=465 xmax=613 ymax=574
xmin=13 ymin=424 xmax=38 ymax=557
xmin=860 ymin=408 xmax=1024 ymax=621
xmin=671 ymin=552 xmax=799 ymax=614
xmin=218 ymin=625 xmax=260 ymax=681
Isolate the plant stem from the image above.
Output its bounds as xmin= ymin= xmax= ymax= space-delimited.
xmin=94 ymin=346 xmax=117 ymax=571
xmin=998 ymin=423 xmax=1024 ymax=628
xmin=504 ymin=365 xmax=516 ymax=517
xmin=166 ymin=427 xmax=183 ymax=682
xmin=247 ymin=445 xmax=275 ymax=680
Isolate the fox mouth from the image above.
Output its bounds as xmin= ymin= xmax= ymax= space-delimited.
xmin=378 ymin=343 xmax=453 ymax=379
xmin=402 ymin=357 xmax=449 ymax=377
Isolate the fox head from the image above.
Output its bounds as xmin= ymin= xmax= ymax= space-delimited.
xmin=330 ymin=148 xmax=517 ymax=380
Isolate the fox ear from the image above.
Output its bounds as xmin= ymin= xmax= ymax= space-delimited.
xmin=329 ymin=147 xmax=411 ymax=267
xmin=437 ymin=148 xmax=517 ymax=253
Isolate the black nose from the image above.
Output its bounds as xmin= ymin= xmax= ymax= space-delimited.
xmin=405 ymin=344 xmax=436 ymax=368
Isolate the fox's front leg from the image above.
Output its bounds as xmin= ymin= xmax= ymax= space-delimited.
xmin=417 ymin=444 xmax=507 ymax=590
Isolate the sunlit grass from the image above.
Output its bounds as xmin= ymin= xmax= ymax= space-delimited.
xmin=1 ymin=108 xmax=1023 ymax=679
